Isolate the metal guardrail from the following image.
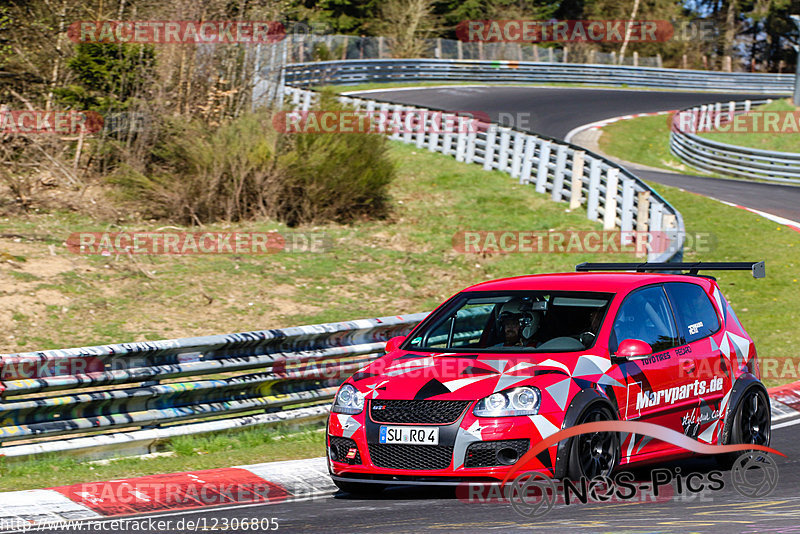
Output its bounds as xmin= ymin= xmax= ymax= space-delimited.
xmin=280 ymin=59 xmax=793 ymax=94
xmin=670 ymin=99 xmax=800 ymax=184
xmin=0 ymin=313 xmax=426 ymax=458
xmin=283 ymin=86 xmax=686 ymax=263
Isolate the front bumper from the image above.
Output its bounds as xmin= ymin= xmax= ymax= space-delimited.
xmin=327 ymin=406 xmax=558 ymax=483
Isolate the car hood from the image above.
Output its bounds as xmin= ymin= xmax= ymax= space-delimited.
xmin=348 ymin=350 xmax=623 ymax=403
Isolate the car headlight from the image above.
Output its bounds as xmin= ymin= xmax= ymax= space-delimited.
xmin=332 ymin=383 xmax=365 ymax=414
xmin=473 ymin=386 xmax=540 ymax=417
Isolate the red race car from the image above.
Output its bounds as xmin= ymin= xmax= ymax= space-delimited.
xmin=326 ymin=262 xmax=770 ymax=493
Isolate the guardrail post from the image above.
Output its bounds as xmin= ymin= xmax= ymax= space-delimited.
xmin=650 ymin=201 xmax=664 ymax=232
xmin=569 ymin=151 xmax=585 ymax=209
xmin=302 ymin=90 xmax=312 ymax=111
xmin=455 ymin=119 xmax=467 ymax=162
xmin=389 ymin=105 xmax=402 ymax=140
xmin=791 ymin=16 xmax=800 ymax=105
xmin=415 ymin=110 xmax=427 ymax=148
xmin=586 ymin=157 xmax=601 ymax=221
xmin=442 ymin=114 xmax=455 ymax=155
xmin=636 ymin=191 xmax=650 ymax=258
xmin=465 ymin=127 xmax=477 ymax=164
xmin=520 ymin=135 xmax=537 ymax=184
xmin=510 ymin=131 xmax=524 ymax=178
xmin=551 ymin=145 xmax=568 ymax=201
xmin=697 ymin=105 xmax=708 ymax=132
xmin=744 ymin=100 xmax=751 ymax=113
xmin=535 ymin=141 xmax=552 ymax=193
xmin=483 ymin=127 xmax=497 ymax=170
xmin=428 ymin=114 xmax=440 ymax=152
xmin=402 ymin=107 xmax=415 ymax=144
xmin=498 ymin=128 xmax=511 ymax=172
xmin=603 ymin=168 xmax=620 ymax=230
xmin=620 ymin=178 xmax=635 ymax=243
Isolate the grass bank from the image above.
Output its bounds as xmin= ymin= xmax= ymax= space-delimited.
xmin=699 ymin=99 xmax=800 ymax=154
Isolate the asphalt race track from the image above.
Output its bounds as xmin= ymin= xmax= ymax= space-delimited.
xmin=349 ymin=86 xmax=800 ymax=222
xmin=39 ymin=418 xmax=800 ymax=533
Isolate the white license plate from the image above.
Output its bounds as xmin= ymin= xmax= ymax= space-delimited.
xmin=379 ymin=425 xmax=439 ymax=445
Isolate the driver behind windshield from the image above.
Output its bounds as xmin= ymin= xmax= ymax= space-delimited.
xmin=495 ymin=298 xmax=543 ymax=347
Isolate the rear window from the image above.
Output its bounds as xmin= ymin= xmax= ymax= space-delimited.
xmin=665 ymin=282 xmax=721 ymax=343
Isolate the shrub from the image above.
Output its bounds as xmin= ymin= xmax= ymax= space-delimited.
xmin=111 ymin=91 xmax=396 ymax=226
xmin=110 ymin=113 xmax=277 ymax=223
xmin=270 ymin=91 xmax=395 ymax=226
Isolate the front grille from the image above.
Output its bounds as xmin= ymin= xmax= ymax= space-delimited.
xmin=329 ymin=436 xmax=362 ymax=465
xmin=370 ymin=400 xmax=470 ymax=424
xmin=464 ymin=439 xmax=529 ymax=468
xmin=369 ymin=444 xmax=454 ymax=470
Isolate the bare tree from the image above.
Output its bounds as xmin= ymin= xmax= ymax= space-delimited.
xmin=379 ymin=0 xmax=438 ymax=58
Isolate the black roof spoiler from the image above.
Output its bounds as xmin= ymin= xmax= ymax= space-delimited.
xmin=575 ymin=261 xmax=765 ymax=279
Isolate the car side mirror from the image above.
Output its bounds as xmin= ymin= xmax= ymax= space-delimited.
xmin=615 ymin=339 xmax=653 ymax=361
xmin=384 ymin=336 xmax=406 ymax=353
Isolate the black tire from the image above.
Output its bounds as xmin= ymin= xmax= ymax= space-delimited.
xmin=333 ymin=479 xmax=384 ymax=496
xmin=717 ymin=387 xmax=771 ymax=469
xmin=566 ymin=404 xmax=620 ymax=480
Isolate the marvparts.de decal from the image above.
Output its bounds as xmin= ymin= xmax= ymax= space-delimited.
xmin=636 ymin=377 xmax=724 ymax=410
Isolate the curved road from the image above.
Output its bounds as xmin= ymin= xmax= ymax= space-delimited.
xmin=350 ymin=86 xmax=800 ymax=222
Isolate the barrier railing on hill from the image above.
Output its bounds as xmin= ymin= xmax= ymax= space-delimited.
xmin=0 ymin=314 xmax=425 ymax=458
xmin=279 ymin=59 xmax=792 ymax=94
xmin=669 ymin=99 xmax=800 ymax=184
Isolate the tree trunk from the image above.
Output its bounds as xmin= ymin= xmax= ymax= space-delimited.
xmin=619 ymin=0 xmax=641 ymax=63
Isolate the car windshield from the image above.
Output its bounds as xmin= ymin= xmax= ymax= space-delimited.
xmin=404 ymin=290 xmax=613 ymax=353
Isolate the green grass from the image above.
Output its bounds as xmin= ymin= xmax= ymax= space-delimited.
xmin=699 ymin=99 xmax=800 ymax=154
xmin=598 ymin=114 xmax=712 ymax=175
xmin=0 ymin=427 xmax=324 ymax=492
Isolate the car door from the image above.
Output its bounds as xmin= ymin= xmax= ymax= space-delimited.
xmin=611 ymin=284 xmax=688 ymax=457
xmin=663 ymin=282 xmax=725 ymax=443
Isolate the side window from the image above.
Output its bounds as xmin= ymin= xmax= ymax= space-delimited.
xmin=610 ymin=285 xmax=679 ymax=353
xmin=665 ymin=282 xmax=721 ymax=343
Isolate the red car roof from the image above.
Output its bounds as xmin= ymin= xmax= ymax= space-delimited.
xmin=464 ymin=271 xmax=715 ymax=294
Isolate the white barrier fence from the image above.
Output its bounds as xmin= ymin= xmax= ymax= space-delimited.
xmin=283 ymin=85 xmax=685 ymax=262
xmin=670 ymin=99 xmax=800 ymax=184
